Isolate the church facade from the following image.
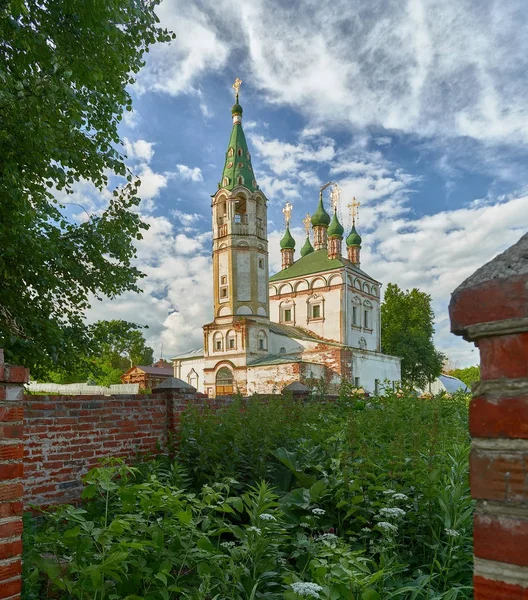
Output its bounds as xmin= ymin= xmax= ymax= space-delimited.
xmin=172 ymin=87 xmax=401 ymax=397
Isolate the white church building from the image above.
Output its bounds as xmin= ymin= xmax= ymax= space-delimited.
xmin=171 ymin=84 xmax=401 ymax=397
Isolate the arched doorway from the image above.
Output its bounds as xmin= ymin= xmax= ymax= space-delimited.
xmin=216 ymin=367 xmax=234 ymax=396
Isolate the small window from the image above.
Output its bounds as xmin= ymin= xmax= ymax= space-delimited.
xmin=312 ymin=305 xmax=321 ymax=319
xmin=284 ymin=309 xmax=292 ymax=322
xmin=229 ymin=338 xmax=235 ymax=349
xmin=354 ymin=377 xmax=360 ymax=388
xmin=259 ymin=258 xmax=264 ymax=269
xmin=364 ymin=310 xmax=370 ymax=329
xmin=237 ymin=148 xmax=243 ymax=157
xmin=259 ymin=338 xmax=264 ymax=350
xmin=235 ymin=214 xmax=241 ymax=223
xmin=221 ymin=275 xmax=227 ymax=285
xmin=237 ymin=175 xmax=244 ymax=185
xmin=352 ymin=306 xmax=358 ymax=326
xmin=216 ymin=340 xmax=222 ymax=351
xmin=220 ymin=287 xmax=228 ymax=298
xmin=222 ymin=177 xmax=229 ymax=187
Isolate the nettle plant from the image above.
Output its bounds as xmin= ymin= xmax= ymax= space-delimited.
xmin=24 ymin=391 xmax=473 ymax=600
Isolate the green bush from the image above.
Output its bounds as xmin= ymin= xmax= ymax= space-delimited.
xmin=24 ymin=390 xmax=473 ymax=599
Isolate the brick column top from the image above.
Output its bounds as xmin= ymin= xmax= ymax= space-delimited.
xmin=450 ymin=233 xmax=528 ymax=338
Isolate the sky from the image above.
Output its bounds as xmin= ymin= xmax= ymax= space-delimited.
xmin=83 ymin=0 xmax=528 ymax=368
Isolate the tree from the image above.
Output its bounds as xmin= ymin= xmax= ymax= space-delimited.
xmin=43 ymin=319 xmax=154 ymax=385
xmin=381 ymin=283 xmax=445 ymax=388
xmin=0 ymin=0 xmax=174 ymax=377
xmin=447 ymin=366 xmax=480 ymax=387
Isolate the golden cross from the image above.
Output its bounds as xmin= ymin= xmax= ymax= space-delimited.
xmin=347 ymin=196 xmax=361 ymax=225
xmin=302 ymin=213 xmax=311 ymax=236
xmin=330 ymin=183 xmax=342 ymax=211
xmin=233 ymin=77 xmax=242 ymax=101
xmin=282 ymin=201 xmax=293 ymax=226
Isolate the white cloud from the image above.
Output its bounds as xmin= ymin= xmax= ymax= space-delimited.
xmin=171 ymin=209 xmax=204 ymax=227
xmin=123 ymin=138 xmax=155 ymax=163
xmin=250 ymin=134 xmax=335 ymax=176
xmin=146 ymin=0 xmax=528 ymax=147
xmin=176 ymin=164 xmax=204 ymax=182
xmin=136 ymin=2 xmax=229 ymax=97
xmin=87 ymin=214 xmax=213 ymax=358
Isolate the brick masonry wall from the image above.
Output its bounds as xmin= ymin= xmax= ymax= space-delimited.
xmin=24 ymin=394 xmax=171 ymax=507
xmin=0 ymin=350 xmax=29 ymax=600
xmin=450 ymin=233 xmax=528 ymax=599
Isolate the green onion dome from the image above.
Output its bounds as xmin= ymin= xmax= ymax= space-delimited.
xmin=327 ymin=211 xmax=344 ymax=238
xmin=346 ymin=224 xmax=362 ymax=247
xmin=300 ymin=236 xmax=314 ymax=257
xmin=231 ymin=103 xmax=243 ymax=115
xmin=280 ymin=225 xmax=296 ymax=249
xmin=311 ymin=195 xmax=331 ymax=227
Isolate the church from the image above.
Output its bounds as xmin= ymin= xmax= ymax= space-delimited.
xmin=171 ymin=81 xmax=401 ymax=397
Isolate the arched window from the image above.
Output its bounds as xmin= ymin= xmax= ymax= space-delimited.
xmin=228 ymin=147 xmax=234 ymax=157
xmin=222 ymin=177 xmax=229 ymax=187
xmin=352 ymin=295 xmax=361 ymax=327
xmin=226 ymin=330 xmax=236 ymax=350
xmin=363 ymin=300 xmax=373 ymax=331
xmin=213 ymin=331 xmax=224 ymax=352
xmin=234 ymin=196 xmax=247 ymax=224
xmin=237 ymin=148 xmax=243 ymax=157
xmin=216 ymin=367 xmax=233 ymax=396
xmin=237 ymin=175 xmax=244 ymax=185
xmin=257 ymin=330 xmax=268 ymax=351
xmin=188 ymin=369 xmax=199 ymax=389
xmin=307 ymin=294 xmax=324 ymax=321
xmin=280 ymin=300 xmax=294 ymax=324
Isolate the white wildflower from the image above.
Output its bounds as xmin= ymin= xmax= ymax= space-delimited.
xmin=247 ymin=526 xmax=261 ymax=535
xmin=445 ymin=528 xmax=460 ymax=537
xmin=290 ymin=581 xmax=324 ymax=598
xmin=383 ymin=489 xmax=396 ymax=495
xmin=392 ymin=493 xmax=408 ymax=501
xmin=377 ymin=521 xmax=398 ymax=533
xmin=221 ymin=541 xmax=235 ymax=548
xmin=300 ymin=522 xmax=311 ymax=528
xmin=318 ymin=533 xmax=338 ymax=541
xmin=378 ymin=507 xmax=406 ymax=519
xmin=361 ymin=527 xmax=371 ymax=533
xmin=259 ymin=513 xmax=276 ymax=521
xmin=312 ymin=508 xmax=326 ymax=516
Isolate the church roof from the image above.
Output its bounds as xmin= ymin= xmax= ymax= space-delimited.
xmin=171 ymin=347 xmax=204 ymax=360
xmin=269 ymin=249 xmax=379 ymax=283
xmin=220 ymin=102 xmax=258 ymax=192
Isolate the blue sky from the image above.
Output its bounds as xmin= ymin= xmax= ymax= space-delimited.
xmin=82 ymin=0 xmax=528 ymax=368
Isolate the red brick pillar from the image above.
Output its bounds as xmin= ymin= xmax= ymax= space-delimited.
xmin=449 ymin=233 xmax=528 ymax=599
xmin=0 ymin=350 xmax=28 ymax=600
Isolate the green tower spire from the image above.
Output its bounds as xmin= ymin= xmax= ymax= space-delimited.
xmin=327 ymin=210 xmax=344 ymax=238
xmin=346 ymin=223 xmax=362 ymax=247
xmin=280 ymin=225 xmax=296 ymax=249
xmin=219 ymin=99 xmax=258 ymax=192
xmin=300 ymin=236 xmax=314 ymax=256
xmin=311 ymin=193 xmax=331 ymax=227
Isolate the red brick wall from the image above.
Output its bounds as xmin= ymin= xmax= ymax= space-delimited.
xmin=24 ymin=394 xmax=174 ymax=507
xmin=0 ymin=350 xmax=29 ymax=600
xmin=450 ymin=233 xmax=528 ymax=599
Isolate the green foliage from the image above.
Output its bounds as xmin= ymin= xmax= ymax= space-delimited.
xmin=448 ymin=366 xmax=480 ymax=388
xmin=24 ymin=391 xmax=473 ymax=599
xmin=41 ymin=320 xmax=154 ymax=385
xmin=381 ymin=283 xmax=446 ymax=387
xmin=0 ymin=0 xmax=174 ymax=377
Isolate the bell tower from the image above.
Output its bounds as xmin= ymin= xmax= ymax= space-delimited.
xmin=203 ymin=79 xmax=270 ymax=397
